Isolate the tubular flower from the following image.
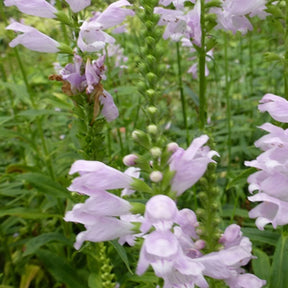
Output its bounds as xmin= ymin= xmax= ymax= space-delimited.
xmin=212 ymin=0 xmax=268 ymax=34
xmin=77 ymin=0 xmax=135 ymax=52
xmin=169 ymin=135 xmax=219 ymax=196
xmin=245 ymin=94 xmax=288 ymax=230
xmin=258 ymin=93 xmax=288 ymax=123
xmin=64 ymin=0 xmax=91 ymax=13
xmin=136 ymin=195 xmax=265 ymax=288
xmin=65 ymin=160 xmax=144 ymax=249
xmin=4 ymin=0 xmax=57 ymax=18
xmin=6 ymin=22 xmax=59 ymax=53
xmin=154 ymin=0 xmax=202 ymax=46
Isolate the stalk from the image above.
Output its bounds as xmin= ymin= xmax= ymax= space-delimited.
xmin=224 ymin=33 xmax=232 ymax=174
xmin=176 ymin=42 xmax=189 ymax=146
xmin=285 ymin=0 xmax=288 ymax=99
xmin=199 ymin=0 xmax=207 ymax=130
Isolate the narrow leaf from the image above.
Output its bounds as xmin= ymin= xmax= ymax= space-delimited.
xmin=270 ymin=234 xmax=288 ymax=288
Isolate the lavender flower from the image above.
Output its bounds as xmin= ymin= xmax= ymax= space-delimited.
xmin=65 ymin=0 xmax=91 ymax=13
xmin=68 ymin=160 xmax=138 ymax=195
xmin=169 ymin=135 xmax=219 ymax=196
xmin=137 ymin=195 xmax=265 ymax=287
xmin=245 ymin=94 xmax=288 ymax=230
xmin=65 ymin=160 xmax=143 ymax=249
xmin=258 ymin=93 xmax=288 ymax=123
xmin=4 ymin=0 xmax=57 ymax=18
xmin=154 ymin=0 xmax=202 ymax=46
xmin=6 ymin=22 xmax=59 ymax=53
xmin=77 ymin=0 xmax=134 ymax=52
xmin=212 ymin=0 xmax=268 ymax=34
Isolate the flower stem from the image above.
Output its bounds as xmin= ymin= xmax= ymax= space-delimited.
xmin=224 ymin=33 xmax=232 ymax=173
xmin=284 ymin=0 xmax=288 ymax=99
xmin=199 ymin=0 xmax=207 ymax=130
xmin=176 ymin=42 xmax=189 ymax=146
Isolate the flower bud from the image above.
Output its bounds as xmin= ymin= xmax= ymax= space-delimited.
xmin=147 ymin=106 xmax=158 ymax=114
xmin=150 ymin=171 xmax=163 ymax=182
xmin=123 ymin=154 xmax=138 ymax=166
xmin=150 ymin=147 xmax=162 ymax=158
xmin=147 ymin=124 xmax=158 ymax=135
xmin=146 ymin=89 xmax=156 ymax=97
xmin=167 ymin=142 xmax=179 ymax=153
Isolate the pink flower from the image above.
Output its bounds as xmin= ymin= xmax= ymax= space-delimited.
xmin=85 ymin=56 xmax=106 ymax=94
xmin=4 ymin=0 xmax=57 ymax=18
xmin=254 ymin=123 xmax=288 ymax=151
xmin=169 ymin=135 xmax=219 ymax=195
xmin=60 ymin=54 xmax=86 ymax=94
xmin=248 ymin=193 xmax=288 ymax=230
xmin=196 ymin=224 xmax=266 ymax=287
xmin=77 ymin=0 xmax=134 ymax=52
xmin=136 ymin=230 xmax=207 ymax=287
xmin=6 ymin=22 xmax=59 ymax=53
xmin=68 ymin=160 xmax=139 ymax=195
xmin=258 ymin=93 xmax=288 ymax=123
xmin=99 ymin=90 xmax=119 ymax=122
xmin=64 ymin=0 xmax=91 ymax=13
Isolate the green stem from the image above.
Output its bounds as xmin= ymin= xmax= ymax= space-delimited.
xmin=199 ymin=0 xmax=206 ymax=130
xmin=248 ymin=32 xmax=254 ymax=96
xmin=176 ymin=42 xmax=189 ymax=146
xmin=224 ymin=33 xmax=232 ymax=174
xmin=285 ymin=0 xmax=288 ymax=99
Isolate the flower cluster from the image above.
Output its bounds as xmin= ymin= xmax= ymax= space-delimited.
xmin=5 ymin=0 xmax=134 ymax=123
xmin=154 ymin=0 xmax=268 ymax=78
xmin=212 ymin=0 xmax=268 ymax=35
xmin=65 ymin=135 xmax=265 ymax=287
xmin=245 ymin=94 xmax=288 ymax=230
xmin=138 ymin=198 xmax=265 ymax=288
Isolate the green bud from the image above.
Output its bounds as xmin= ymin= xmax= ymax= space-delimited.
xmin=58 ymin=44 xmax=74 ymax=55
xmin=147 ymin=72 xmax=157 ymax=84
xmin=147 ymin=124 xmax=158 ymax=135
xmin=146 ymin=89 xmax=156 ymax=97
xmin=150 ymin=146 xmax=162 ymax=157
xmin=146 ymin=54 xmax=156 ymax=64
xmin=147 ymin=106 xmax=158 ymax=114
xmin=130 ymin=178 xmax=153 ymax=193
xmin=55 ymin=11 xmax=73 ymax=26
xmin=198 ymin=192 xmax=207 ymax=202
xmin=132 ymin=129 xmax=151 ymax=149
xmin=130 ymin=202 xmax=146 ymax=214
xmin=145 ymin=36 xmax=155 ymax=46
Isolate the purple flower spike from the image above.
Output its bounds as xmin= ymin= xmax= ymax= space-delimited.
xmin=65 ymin=0 xmax=91 ymax=13
xmin=258 ymin=93 xmax=288 ymax=123
xmin=6 ymin=22 xmax=59 ymax=53
xmin=4 ymin=0 xmax=57 ymax=18
xmin=169 ymin=135 xmax=219 ymax=195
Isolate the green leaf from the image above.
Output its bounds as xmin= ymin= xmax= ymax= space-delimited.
xmin=23 ymin=232 xmax=73 ymax=256
xmin=17 ymin=109 xmax=69 ymax=119
xmin=242 ymin=228 xmax=280 ymax=246
xmin=270 ymin=234 xmax=288 ymax=288
xmin=17 ymin=173 xmax=72 ymax=199
xmin=0 ymin=207 xmax=58 ymax=219
xmin=252 ymin=248 xmax=270 ymax=284
xmin=110 ymin=240 xmax=133 ymax=274
xmin=36 ymin=249 xmax=87 ymax=288
xmin=88 ymin=273 xmax=102 ymax=288
xmin=226 ymin=167 xmax=257 ymax=190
